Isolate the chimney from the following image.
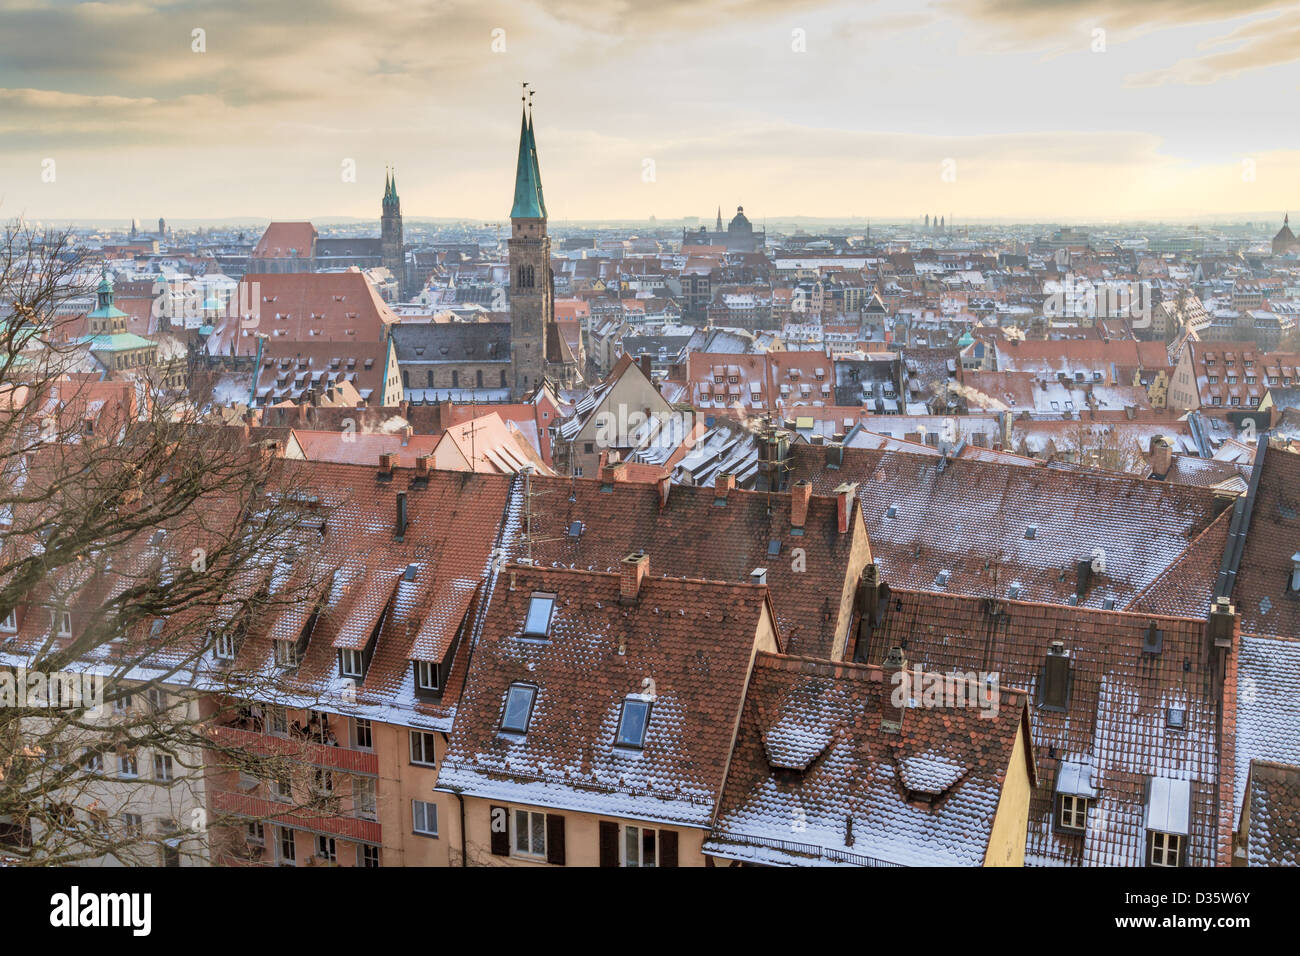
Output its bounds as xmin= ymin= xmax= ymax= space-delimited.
xmin=297 ymin=401 xmax=309 ymax=423
xmin=657 ymin=475 xmax=671 ymax=509
xmin=620 ymin=551 xmax=649 ymax=604
xmin=415 ymin=454 xmax=433 ymax=477
xmin=400 ymin=425 xmax=413 ymax=446
xmin=750 ymin=567 xmax=767 ymax=586
xmin=379 ymin=452 xmax=397 ymax=474
xmin=638 ymin=354 xmax=653 ymax=379
xmin=601 ymin=461 xmax=628 ymax=485
xmin=715 ymin=472 xmax=735 ymax=495
xmin=1150 ymin=435 xmax=1172 ymax=478
xmin=827 ymin=442 xmax=844 ymax=468
xmin=791 ymin=479 xmax=812 ymax=528
xmin=395 ymin=491 xmax=408 ymax=539
xmin=833 ymin=482 xmax=857 ymax=534
xmin=880 ymin=646 xmax=908 ymax=733
xmin=1208 ymin=596 xmax=1235 ymax=650
xmin=1075 ymin=558 xmax=1093 ymax=601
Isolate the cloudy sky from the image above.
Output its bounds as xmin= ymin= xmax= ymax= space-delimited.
xmin=2 ymin=0 xmax=1299 ymax=224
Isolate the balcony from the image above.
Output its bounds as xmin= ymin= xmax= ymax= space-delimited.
xmin=208 ymin=725 xmax=378 ymax=776
xmin=212 ymin=790 xmax=382 ymax=845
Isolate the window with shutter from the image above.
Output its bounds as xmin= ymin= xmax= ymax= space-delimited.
xmin=598 ymin=820 xmax=619 ymax=867
xmin=489 ymin=805 xmax=510 ymax=856
xmin=659 ymin=830 xmax=679 ymax=867
xmin=546 ymin=814 xmax=566 ymax=866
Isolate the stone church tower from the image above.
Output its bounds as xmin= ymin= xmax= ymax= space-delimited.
xmin=509 ymin=103 xmax=580 ymax=398
xmin=381 ymin=168 xmax=406 ymax=295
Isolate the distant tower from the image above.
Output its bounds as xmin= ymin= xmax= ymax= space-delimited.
xmin=509 ymin=95 xmax=553 ymax=398
xmin=924 ymin=213 xmax=930 ymax=229
xmin=716 ymin=206 xmax=724 ymax=232
xmin=158 ymin=217 xmax=166 ymax=236
xmin=381 ymin=167 xmax=406 ymax=295
xmin=130 ymin=218 xmax=139 ymax=237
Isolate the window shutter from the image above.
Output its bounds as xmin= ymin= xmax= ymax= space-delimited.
xmin=489 ymin=805 xmax=510 ymax=857
xmin=598 ymin=821 xmax=619 ymax=867
xmin=659 ymin=830 xmax=679 ymax=867
xmin=546 ymin=814 xmax=566 ymax=866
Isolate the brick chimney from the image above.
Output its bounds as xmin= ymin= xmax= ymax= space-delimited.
xmin=379 ymin=452 xmax=397 ymax=474
xmin=657 ymin=475 xmax=671 ymax=509
xmin=880 ymin=645 xmax=908 ymax=733
xmin=715 ymin=472 xmax=735 ymax=495
xmin=1150 ymin=435 xmax=1173 ymax=478
xmin=601 ymin=461 xmax=628 ymax=485
xmin=620 ymin=551 xmax=649 ymax=604
xmin=833 ymin=482 xmax=857 ymax=534
xmin=415 ymin=454 xmax=433 ymax=477
xmin=791 ymin=479 xmax=812 ymax=528
xmin=638 ymin=354 xmax=653 ymax=380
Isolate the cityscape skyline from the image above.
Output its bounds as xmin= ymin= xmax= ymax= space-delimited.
xmin=4 ymin=0 xmax=1300 ymax=222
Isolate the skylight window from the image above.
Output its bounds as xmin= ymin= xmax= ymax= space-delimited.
xmin=523 ymin=593 xmax=555 ymax=637
xmin=767 ymin=540 xmax=781 ymax=556
xmin=501 ymin=684 xmax=536 ymax=733
xmin=616 ymin=698 xmax=651 ymax=748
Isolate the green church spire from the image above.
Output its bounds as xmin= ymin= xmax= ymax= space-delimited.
xmin=511 ymin=102 xmax=545 ymax=219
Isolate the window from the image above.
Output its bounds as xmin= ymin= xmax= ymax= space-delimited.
xmin=274 ymin=774 xmax=292 ymax=802
xmin=623 ymin=825 xmax=658 ymax=867
xmin=616 ymin=698 xmax=651 ymax=748
xmin=0 ymin=609 xmax=15 ymax=631
xmin=51 ymin=609 xmax=71 ymax=637
xmin=412 ymin=800 xmax=439 ymax=836
xmin=339 ymin=648 xmax=364 ymax=679
xmin=359 ymin=844 xmax=381 ymax=867
xmin=354 ymin=777 xmax=377 ymax=820
xmin=154 ymin=754 xmax=174 ymax=781
xmin=523 ymin=594 xmax=555 ymax=637
xmin=212 ymin=630 xmax=234 ymax=660
xmin=352 ymin=718 xmax=372 ymax=750
xmin=512 ymin=809 xmax=546 ymax=858
xmin=119 ymin=751 xmax=138 ymax=778
xmin=146 ymin=688 xmax=166 ymax=713
xmin=82 ymin=748 xmax=104 ymax=773
xmin=121 ymin=813 xmax=143 ymax=838
xmin=270 ymin=706 xmax=288 ymax=736
xmin=316 ymin=835 xmax=336 ymax=863
xmin=409 ymin=731 xmax=437 ymax=767
xmin=1058 ymin=794 xmax=1088 ymax=831
xmin=113 ymin=693 xmax=133 ymax=715
xmin=277 ymin=827 xmax=296 ymax=865
xmin=1150 ymin=831 xmax=1181 ymax=867
xmin=501 ymin=684 xmax=536 ymax=733
xmin=246 ymin=821 xmax=264 ymax=846
xmin=274 ymin=639 xmax=298 ymax=667
xmin=415 ymin=660 xmax=439 ymax=692
xmin=312 ymin=768 xmax=334 ymax=795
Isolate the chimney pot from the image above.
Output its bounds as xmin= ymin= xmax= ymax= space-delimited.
xmin=880 ymin=645 xmax=908 ymax=733
xmin=657 ymin=475 xmax=671 ymax=509
xmin=750 ymin=567 xmax=767 ymax=586
xmin=833 ymin=482 xmax=857 ymax=534
xmin=620 ymin=551 xmax=649 ymax=603
xmin=638 ymin=354 xmax=653 ymax=379
xmin=791 ymin=479 xmax=813 ymax=528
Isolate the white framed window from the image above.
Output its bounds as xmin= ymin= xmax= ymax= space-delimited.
xmin=277 ymin=826 xmax=296 ymax=866
xmin=1058 ymin=794 xmax=1087 ymax=831
xmin=354 ymin=777 xmax=377 ymax=820
xmin=415 ymin=660 xmax=439 ymax=692
xmin=352 ymin=717 xmax=372 ymax=750
xmin=146 ymin=688 xmax=167 ymax=713
xmin=1150 ymin=831 xmax=1181 ymax=867
xmin=246 ymin=821 xmax=264 ymax=846
xmin=213 ymin=631 xmax=235 ymax=661
xmin=118 ymin=751 xmax=138 ymax=778
xmin=340 ymin=648 xmax=364 ymax=679
xmin=121 ymin=813 xmax=143 ymax=838
xmin=0 ymin=609 xmax=15 ymax=632
xmin=315 ymin=835 xmax=336 ymax=863
xmin=312 ymin=768 xmax=334 ymax=795
xmin=274 ymin=774 xmax=292 ymax=802
xmin=154 ymin=754 xmax=174 ymax=781
xmin=82 ymin=748 xmax=104 ymax=773
xmin=501 ymin=684 xmax=536 ymax=734
xmin=358 ymin=844 xmax=380 ymax=867
xmin=274 ymin=639 xmax=298 ymax=667
xmin=623 ymin=825 xmax=658 ymax=867
xmin=409 ymin=731 xmax=436 ymax=767
xmin=113 ymin=693 xmax=132 ymax=715
xmin=50 ymin=609 xmax=71 ymax=637
xmin=412 ymin=799 xmax=438 ymax=836
xmin=512 ymin=808 xmax=546 ymax=859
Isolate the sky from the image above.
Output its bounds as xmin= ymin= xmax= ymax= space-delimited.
xmin=2 ymin=0 xmax=1300 ymax=224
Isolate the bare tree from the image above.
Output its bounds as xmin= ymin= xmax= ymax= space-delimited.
xmin=0 ymin=222 xmax=346 ymax=866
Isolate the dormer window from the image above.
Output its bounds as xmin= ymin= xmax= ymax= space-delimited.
xmin=615 ymin=697 xmax=651 ymax=748
xmin=339 ymin=649 xmax=365 ymax=679
xmin=274 ymin=639 xmax=298 ymax=668
xmin=0 ymin=609 xmax=15 ymax=632
xmin=501 ymin=683 xmax=536 ymax=733
xmin=1055 ymin=759 xmax=1096 ymax=833
xmin=523 ymin=593 xmax=555 ymax=638
xmin=1145 ymin=776 xmax=1189 ymax=867
xmin=415 ymin=660 xmax=439 ymax=692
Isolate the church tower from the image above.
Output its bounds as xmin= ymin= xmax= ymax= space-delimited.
xmin=381 ymin=167 xmax=406 ymax=296
xmin=509 ymin=100 xmax=554 ymax=398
